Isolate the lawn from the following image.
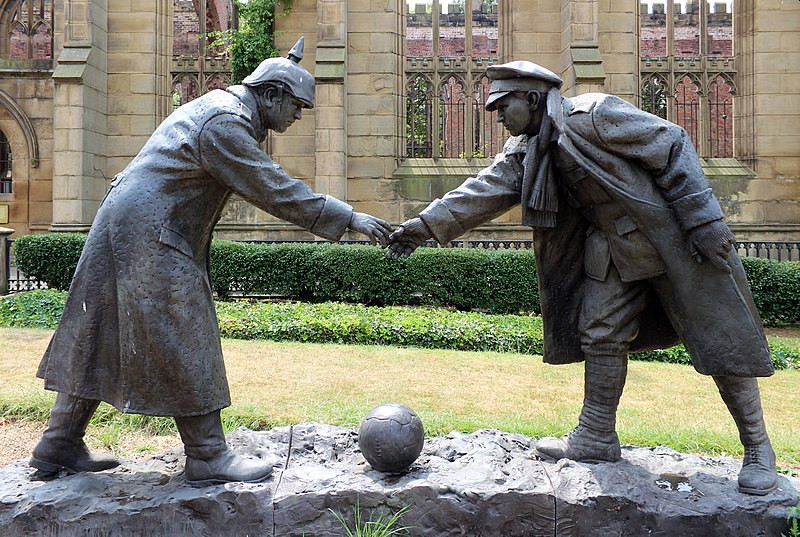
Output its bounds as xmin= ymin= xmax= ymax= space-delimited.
xmin=1 ymin=326 xmax=799 ymax=471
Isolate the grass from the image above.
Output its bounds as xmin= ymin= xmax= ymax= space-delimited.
xmin=1 ymin=326 xmax=799 ymax=470
xmin=330 ymin=503 xmax=413 ymax=537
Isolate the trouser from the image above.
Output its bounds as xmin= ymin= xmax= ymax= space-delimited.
xmin=578 ymin=265 xmax=770 ymax=445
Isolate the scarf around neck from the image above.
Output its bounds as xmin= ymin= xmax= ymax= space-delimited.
xmin=520 ymin=88 xmax=564 ymax=229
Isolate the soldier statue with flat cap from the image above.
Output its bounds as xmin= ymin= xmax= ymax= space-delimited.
xmin=31 ymin=37 xmax=391 ymax=485
xmin=387 ymin=60 xmax=778 ymax=495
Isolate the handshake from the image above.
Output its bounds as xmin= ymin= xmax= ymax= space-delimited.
xmin=348 ymin=213 xmax=432 ymax=259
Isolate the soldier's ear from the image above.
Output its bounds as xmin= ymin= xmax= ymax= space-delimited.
xmin=261 ymin=85 xmax=283 ymax=107
xmin=528 ymin=91 xmax=542 ymax=111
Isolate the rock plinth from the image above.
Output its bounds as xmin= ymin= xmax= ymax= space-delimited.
xmin=0 ymin=423 xmax=797 ymax=536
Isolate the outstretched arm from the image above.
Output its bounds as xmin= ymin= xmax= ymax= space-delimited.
xmin=398 ymin=149 xmax=525 ymax=253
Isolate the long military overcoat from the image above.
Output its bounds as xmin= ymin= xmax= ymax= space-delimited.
xmin=37 ymin=87 xmax=354 ymax=416
xmin=419 ymin=93 xmax=773 ymax=377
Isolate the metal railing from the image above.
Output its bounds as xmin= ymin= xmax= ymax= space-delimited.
xmin=3 ymin=238 xmax=799 ymax=295
xmin=241 ymin=239 xmax=799 ymax=260
xmin=4 ymin=238 xmax=48 ymax=293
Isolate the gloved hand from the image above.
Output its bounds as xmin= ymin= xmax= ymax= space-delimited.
xmin=385 ymin=217 xmax=433 ymax=259
xmin=348 ymin=212 xmax=392 ymax=247
xmin=688 ymin=219 xmax=735 ymax=273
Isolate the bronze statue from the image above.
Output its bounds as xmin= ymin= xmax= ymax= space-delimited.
xmin=31 ymin=37 xmax=391 ymax=485
xmin=388 ymin=60 xmax=777 ymax=495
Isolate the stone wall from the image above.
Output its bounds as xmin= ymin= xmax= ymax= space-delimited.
xmin=0 ymin=74 xmax=54 ymax=234
xmin=728 ymin=0 xmax=800 ymax=239
xmin=0 ymin=0 xmax=796 ymax=240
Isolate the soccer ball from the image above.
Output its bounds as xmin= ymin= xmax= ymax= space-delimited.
xmin=358 ymin=403 xmax=425 ymax=473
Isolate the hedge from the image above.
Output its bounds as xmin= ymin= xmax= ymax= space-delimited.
xmin=741 ymin=257 xmax=800 ymax=327
xmin=2 ymin=290 xmax=798 ymax=370
xmin=11 ymin=234 xmax=800 ymax=323
xmin=12 ymin=233 xmax=87 ymax=292
xmin=210 ymin=241 xmax=539 ymax=314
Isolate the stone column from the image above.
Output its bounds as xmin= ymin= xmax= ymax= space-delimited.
xmin=314 ymin=0 xmax=348 ymax=202
xmin=597 ymin=0 xmax=637 ymax=103
xmin=50 ymin=0 xmax=172 ymax=232
xmin=0 ymin=226 xmax=12 ymax=295
xmin=50 ymin=0 xmax=108 ymax=232
xmin=106 ymin=0 xmax=173 ymax=178
xmin=732 ymin=0 xmax=800 ymax=238
xmin=560 ymin=0 xmax=605 ymax=96
xmin=346 ymin=0 xmax=403 ymax=223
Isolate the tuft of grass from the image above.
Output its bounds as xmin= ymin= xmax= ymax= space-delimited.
xmin=784 ymin=506 xmax=800 ymax=537
xmin=330 ymin=502 xmax=413 ymax=537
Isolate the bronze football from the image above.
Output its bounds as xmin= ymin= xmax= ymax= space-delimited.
xmin=358 ymin=403 xmax=424 ymax=473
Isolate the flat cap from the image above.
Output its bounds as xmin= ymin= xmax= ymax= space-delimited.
xmin=485 ymin=60 xmax=563 ymax=111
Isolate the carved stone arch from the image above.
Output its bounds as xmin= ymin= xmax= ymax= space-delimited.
xmin=406 ymin=72 xmax=433 ymax=94
xmin=204 ymin=71 xmax=230 ymax=93
xmin=30 ymin=18 xmax=51 ymax=59
xmin=31 ymin=18 xmax=51 ymax=33
xmin=172 ymin=73 xmax=200 ymax=106
xmin=0 ymin=87 xmax=38 ymax=167
xmin=0 ymin=0 xmax=21 ymax=27
xmin=674 ymin=73 xmax=702 ymax=150
xmin=707 ymin=71 xmax=736 ymax=95
xmin=0 ymin=0 xmax=23 ymax=56
xmin=438 ymin=74 xmax=467 ymax=158
xmin=640 ymin=73 xmax=669 ymax=119
xmin=674 ymin=72 xmax=703 ymax=97
xmin=437 ymin=72 xmax=467 ymax=97
xmin=0 ymin=92 xmax=31 ymax=201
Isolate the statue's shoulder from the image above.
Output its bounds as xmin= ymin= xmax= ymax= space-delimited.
xmin=501 ymin=134 xmax=528 ymax=155
xmin=207 ymin=89 xmax=253 ymax=121
xmin=568 ymin=93 xmax=645 ymax=119
xmin=186 ymin=88 xmax=252 ymax=125
xmin=565 ymin=93 xmax=634 ymax=116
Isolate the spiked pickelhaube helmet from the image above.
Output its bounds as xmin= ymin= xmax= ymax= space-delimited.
xmin=242 ymin=37 xmax=315 ymax=109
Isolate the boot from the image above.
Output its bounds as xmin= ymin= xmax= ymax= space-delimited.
xmin=536 ymin=354 xmax=627 ymax=462
xmin=714 ymin=376 xmax=778 ymax=495
xmin=175 ymin=410 xmax=273 ymax=486
xmin=30 ymin=392 xmax=120 ymax=476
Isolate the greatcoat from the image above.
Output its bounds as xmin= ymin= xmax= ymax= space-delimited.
xmin=419 ymin=93 xmax=773 ymax=378
xmin=37 ymin=87 xmax=354 ymax=416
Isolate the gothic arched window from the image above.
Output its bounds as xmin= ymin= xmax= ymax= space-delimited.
xmin=2 ymin=0 xmax=53 ymax=65
xmin=0 ymin=129 xmax=12 ymax=194
xmin=639 ymin=0 xmax=736 ymax=158
xmin=405 ymin=0 xmax=501 ymax=160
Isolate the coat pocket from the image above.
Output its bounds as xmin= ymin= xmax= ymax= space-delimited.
xmin=159 ymin=226 xmax=194 ymax=258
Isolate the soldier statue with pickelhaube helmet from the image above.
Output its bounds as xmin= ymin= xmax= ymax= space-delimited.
xmin=388 ymin=59 xmax=779 ymax=496
xmin=30 ymin=37 xmax=391 ymax=486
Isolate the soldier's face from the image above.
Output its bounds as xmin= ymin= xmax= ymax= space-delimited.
xmin=494 ymin=93 xmax=539 ymax=137
xmin=266 ymin=95 xmax=304 ymax=133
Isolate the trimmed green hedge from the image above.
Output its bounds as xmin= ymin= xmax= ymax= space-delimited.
xmin=2 ymin=290 xmax=798 ymax=370
xmin=12 ymin=233 xmax=87 ymax=292
xmin=741 ymin=257 xmax=800 ymax=327
xmin=210 ymin=241 xmax=539 ymax=314
xmin=11 ymin=234 xmax=800 ymax=323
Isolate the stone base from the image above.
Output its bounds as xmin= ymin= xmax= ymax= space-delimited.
xmin=0 ymin=423 xmax=797 ymax=536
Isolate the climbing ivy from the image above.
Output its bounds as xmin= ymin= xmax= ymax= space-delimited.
xmin=210 ymin=0 xmax=293 ymax=84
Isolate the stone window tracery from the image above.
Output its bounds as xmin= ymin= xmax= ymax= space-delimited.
xmin=404 ymin=0 xmax=501 ymax=160
xmin=0 ymin=129 xmax=12 ymax=194
xmin=1 ymin=0 xmax=53 ymax=67
xmin=171 ymin=0 xmax=234 ymax=107
xmin=639 ymin=0 xmax=735 ymax=158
